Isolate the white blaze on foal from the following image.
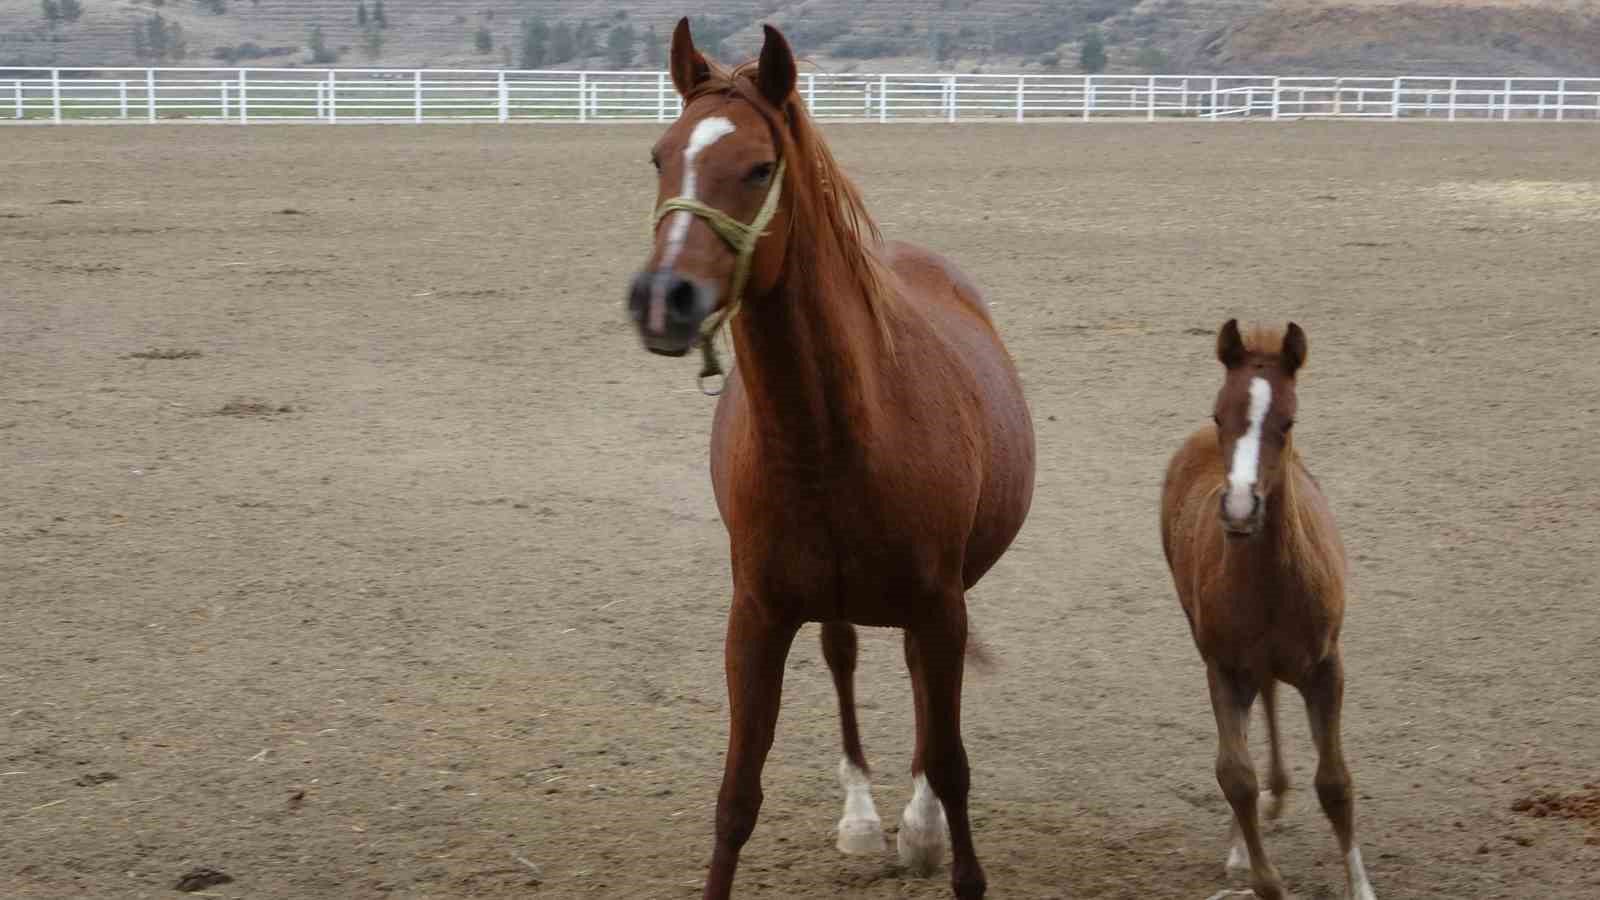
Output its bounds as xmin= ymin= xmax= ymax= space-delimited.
xmin=897 ymin=773 xmax=949 ymax=875
xmin=1224 ymin=376 xmax=1273 ymax=522
xmin=834 ymin=758 xmax=886 ymax=854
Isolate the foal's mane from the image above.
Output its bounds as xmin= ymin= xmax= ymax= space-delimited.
xmin=686 ymin=60 xmax=898 ymax=351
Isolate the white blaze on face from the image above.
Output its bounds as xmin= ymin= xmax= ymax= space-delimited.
xmin=1224 ymin=376 xmax=1272 ymax=522
xmin=659 ymin=115 xmax=737 ymax=270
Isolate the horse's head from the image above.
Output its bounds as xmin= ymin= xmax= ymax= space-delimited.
xmin=626 ymin=19 xmax=797 ymax=358
xmin=1212 ymin=319 xmax=1307 ymax=538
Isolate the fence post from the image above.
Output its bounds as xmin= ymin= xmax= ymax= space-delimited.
xmin=239 ymin=69 xmax=248 ymax=125
xmin=1448 ymin=77 xmax=1457 ymax=120
xmin=656 ymin=72 xmax=666 ymax=121
xmin=1083 ymin=75 xmax=1093 ymax=120
xmin=1332 ymin=77 xmax=1343 ymax=117
xmin=328 ymin=71 xmax=338 ymax=123
xmin=414 ymin=70 xmax=423 ymax=123
xmin=13 ymin=78 xmax=21 ymax=119
xmin=1012 ymin=75 xmax=1024 ymax=122
xmin=1180 ymin=79 xmax=1189 ymax=116
xmin=578 ymin=72 xmax=587 ymax=122
xmin=1209 ymin=75 xmax=1218 ymax=120
xmin=1147 ymin=74 xmax=1157 ymax=120
xmin=1391 ymin=76 xmax=1401 ymax=119
xmin=947 ymin=74 xmax=957 ymax=123
xmin=1504 ymin=77 xmax=1512 ymax=121
xmin=146 ymin=69 xmax=155 ymax=122
xmin=119 ymin=80 xmax=128 ymax=119
xmin=1270 ymin=76 xmax=1281 ymax=120
xmin=497 ymin=70 xmax=508 ymax=123
xmin=221 ymin=82 xmax=230 ymax=120
xmin=51 ymin=68 xmax=60 ymax=124
xmin=878 ymin=73 xmax=888 ymax=122
xmin=1557 ymin=78 xmax=1566 ymax=121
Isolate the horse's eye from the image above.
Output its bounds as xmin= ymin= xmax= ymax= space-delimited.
xmin=746 ymin=162 xmax=776 ymax=184
xmin=1212 ymin=414 xmax=1221 ymax=426
xmin=650 ymin=155 xmax=662 ymax=172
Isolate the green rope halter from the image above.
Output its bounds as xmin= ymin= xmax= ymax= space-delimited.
xmin=652 ymin=158 xmax=786 ymax=395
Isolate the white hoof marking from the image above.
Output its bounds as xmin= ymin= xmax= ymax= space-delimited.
xmin=896 ymin=773 xmax=947 ymax=876
xmin=1345 ymin=846 xmax=1377 ymax=900
xmin=835 ymin=758 xmax=886 ymax=855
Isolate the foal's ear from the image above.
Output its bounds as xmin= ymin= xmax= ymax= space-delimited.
xmin=757 ymin=24 xmax=797 ymax=108
xmin=1282 ymin=322 xmax=1308 ymax=375
xmin=1216 ymin=319 xmax=1247 ymax=369
xmin=669 ymin=17 xmax=712 ymax=98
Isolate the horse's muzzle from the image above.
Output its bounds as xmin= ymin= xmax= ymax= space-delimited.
xmin=627 ymin=270 xmax=717 ymax=357
xmin=1220 ymin=492 xmax=1264 ymax=539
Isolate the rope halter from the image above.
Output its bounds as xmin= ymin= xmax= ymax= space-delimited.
xmin=651 ymin=158 xmax=786 ymax=396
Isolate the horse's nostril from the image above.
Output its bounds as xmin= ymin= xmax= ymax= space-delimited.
xmin=665 ymin=278 xmax=699 ymax=321
xmin=627 ymin=273 xmax=652 ymax=320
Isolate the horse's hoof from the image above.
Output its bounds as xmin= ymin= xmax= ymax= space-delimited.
xmin=1225 ymin=842 xmax=1251 ymax=874
xmin=836 ymin=815 xmax=886 ymax=855
xmin=896 ymin=823 xmax=946 ymax=875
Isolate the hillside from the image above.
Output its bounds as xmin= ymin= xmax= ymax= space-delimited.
xmin=1 ymin=0 xmax=1596 ymax=75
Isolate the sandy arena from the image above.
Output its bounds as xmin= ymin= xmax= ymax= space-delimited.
xmin=2 ymin=121 xmax=1598 ymax=899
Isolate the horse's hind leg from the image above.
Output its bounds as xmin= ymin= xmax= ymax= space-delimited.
xmin=702 ymin=601 xmax=799 ymax=900
xmin=822 ymin=622 xmax=886 ymax=854
xmin=1207 ymin=662 xmax=1286 ymax=900
xmin=1262 ymin=679 xmax=1291 ymax=820
xmin=902 ymin=604 xmax=985 ymax=899
xmin=1301 ymin=651 xmax=1377 ymax=900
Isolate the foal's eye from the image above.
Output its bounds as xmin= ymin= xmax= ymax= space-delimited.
xmin=746 ymin=162 xmax=776 ymax=184
xmin=1212 ymin=414 xmax=1221 ymax=426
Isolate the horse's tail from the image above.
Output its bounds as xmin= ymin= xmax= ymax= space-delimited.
xmin=965 ymin=625 xmax=998 ymax=674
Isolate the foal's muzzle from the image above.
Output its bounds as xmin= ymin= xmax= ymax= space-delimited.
xmin=1220 ymin=491 xmax=1265 ymax=538
xmin=627 ymin=270 xmax=719 ymax=357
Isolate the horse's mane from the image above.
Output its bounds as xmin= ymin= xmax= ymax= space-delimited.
xmin=685 ymin=60 xmax=898 ymax=352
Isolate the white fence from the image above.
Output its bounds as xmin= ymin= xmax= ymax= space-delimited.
xmin=4 ymin=67 xmax=1600 ymax=124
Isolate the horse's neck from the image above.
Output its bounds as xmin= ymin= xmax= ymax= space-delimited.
xmin=731 ymin=274 xmax=887 ymax=460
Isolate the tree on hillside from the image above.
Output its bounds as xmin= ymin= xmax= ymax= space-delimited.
xmin=575 ymin=21 xmax=598 ymax=59
xmin=519 ymin=18 xmax=549 ymax=68
xmin=166 ymin=19 xmax=188 ymax=60
xmin=357 ymin=0 xmax=367 ymax=26
xmin=199 ymin=0 xmax=226 ymax=14
xmin=133 ymin=23 xmax=148 ymax=57
xmin=308 ymin=24 xmax=338 ymax=63
xmin=930 ymin=30 xmax=954 ymax=65
xmin=58 ymin=0 xmax=82 ymax=22
xmin=373 ymin=0 xmax=387 ymax=29
xmin=1133 ymin=44 xmax=1171 ymax=73
xmin=641 ymin=25 xmax=662 ymax=68
xmin=41 ymin=0 xmax=59 ymax=27
xmin=606 ymin=23 xmax=636 ymax=69
xmin=363 ymin=25 xmax=384 ymax=60
xmin=474 ymin=24 xmax=493 ymax=54
xmin=1079 ymin=30 xmax=1107 ymax=74
xmin=549 ymin=21 xmax=576 ymax=64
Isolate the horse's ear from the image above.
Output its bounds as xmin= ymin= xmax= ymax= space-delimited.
xmin=669 ymin=17 xmax=711 ymax=98
xmin=757 ymin=24 xmax=797 ymax=107
xmin=1217 ymin=319 xmax=1246 ymax=369
xmin=1282 ymin=322 xmax=1308 ymax=375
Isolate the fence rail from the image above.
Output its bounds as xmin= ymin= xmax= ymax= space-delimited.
xmin=4 ymin=68 xmax=1599 ymax=124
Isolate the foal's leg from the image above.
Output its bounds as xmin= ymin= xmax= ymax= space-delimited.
xmin=702 ymin=601 xmax=800 ymax=900
xmin=1301 ymin=651 xmax=1377 ymax=900
xmin=1229 ymin=680 xmax=1291 ymax=872
xmin=822 ymin=622 xmax=886 ymax=854
xmin=1207 ymin=662 xmax=1286 ymax=900
xmin=902 ymin=605 xmax=986 ymax=900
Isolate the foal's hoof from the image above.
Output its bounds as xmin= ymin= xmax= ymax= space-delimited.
xmin=1225 ymin=842 xmax=1251 ymax=874
xmin=836 ymin=814 xmax=887 ymax=855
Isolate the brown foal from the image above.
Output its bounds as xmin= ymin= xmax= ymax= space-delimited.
xmin=1160 ymin=321 xmax=1377 ymax=900
xmin=625 ymin=20 xmax=1035 ymax=900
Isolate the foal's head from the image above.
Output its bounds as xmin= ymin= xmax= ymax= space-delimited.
xmin=626 ymin=20 xmax=798 ymax=357
xmin=1212 ymin=320 xmax=1308 ymax=537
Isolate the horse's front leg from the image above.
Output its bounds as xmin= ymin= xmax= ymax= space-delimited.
xmin=822 ymin=621 xmax=887 ymax=854
xmin=702 ymin=598 xmax=799 ymax=900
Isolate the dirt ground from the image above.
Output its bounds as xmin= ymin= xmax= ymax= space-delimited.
xmin=2 ymin=121 xmax=1598 ymax=900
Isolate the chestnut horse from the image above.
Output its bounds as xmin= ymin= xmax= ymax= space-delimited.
xmin=625 ymin=20 xmax=1034 ymax=900
xmin=1160 ymin=321 xmax=1376 ymax=900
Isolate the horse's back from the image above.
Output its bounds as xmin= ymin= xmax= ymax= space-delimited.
xmin=883 ymin=240 xmax=1035 ymax=589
